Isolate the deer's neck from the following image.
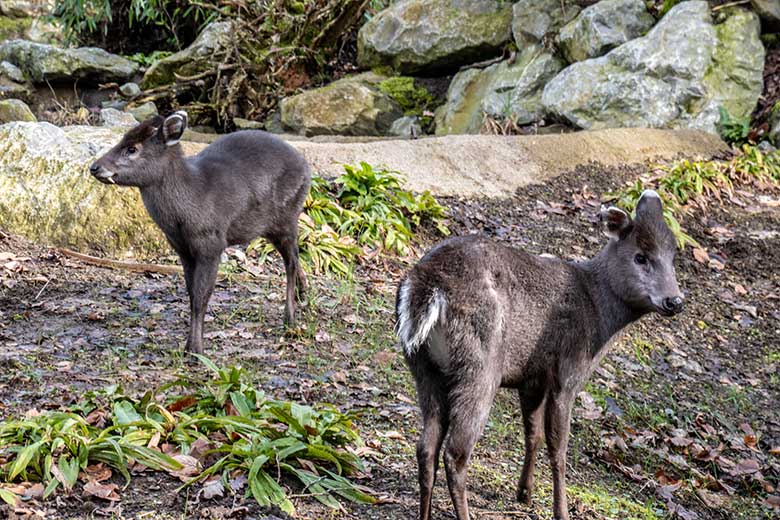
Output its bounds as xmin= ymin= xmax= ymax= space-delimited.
xmin=139 ymin=154 xmax=199 ymax=238
xmin=578 ymin=248 xmax=641 ymax=346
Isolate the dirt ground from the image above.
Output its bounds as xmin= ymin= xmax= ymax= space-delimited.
xmin=1 ymin=162 xmax=778 ymax=520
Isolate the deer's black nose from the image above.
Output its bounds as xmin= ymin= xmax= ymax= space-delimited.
xmin=89 ymin=163 xmax=101 ymax=175
xmin=662 ymin=296 xmax=684 ymax=315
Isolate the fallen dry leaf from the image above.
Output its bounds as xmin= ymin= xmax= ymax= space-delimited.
xmin=730 ymin=458 xmax=760 ymax=476
xmin=201 ymin=477 xmax=224 ymax=500
xmin=169 ymin=454 xmax=201 ymax=480
xmin=81 ymin=464 xmax=112 ymax=483
xmin=692 ymin=248 xmax=710 ymax=264
xmin=83 ymin=480 xmax=120 ymax=501
xmin=766 ymin=495 xmax=780 ymax=509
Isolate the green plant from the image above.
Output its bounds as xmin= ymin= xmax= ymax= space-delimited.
xmin=0 ymin=356 xmax=376 ymax=513
xmin=716 ymin=107 xmax=751 ymax=146
xmin=608 ymin=145 xmax=780 ymax=249
xmin=250 ymin=165 xmax=449 ymax=276
xmin=51 ymin=0 xmax=215 ymax=49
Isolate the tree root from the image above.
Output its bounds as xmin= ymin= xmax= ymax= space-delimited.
xmin=57 ymin=248 xmax=182 ymax=275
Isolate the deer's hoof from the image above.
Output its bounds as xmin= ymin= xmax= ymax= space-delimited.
xmin=517 ymin=487 xmax=532 ymax=505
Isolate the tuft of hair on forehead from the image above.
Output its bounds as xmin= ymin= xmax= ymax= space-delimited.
xmin=119 ymin=115 xmax=164 ymax=145
xmin=633 ymin=214 xmax=675 ymax=253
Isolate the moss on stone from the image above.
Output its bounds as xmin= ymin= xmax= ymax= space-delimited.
xmin=0 ymin=15 xmax=31 ymax=40
xmin=377 ymin=77 xmax=435 ymax=117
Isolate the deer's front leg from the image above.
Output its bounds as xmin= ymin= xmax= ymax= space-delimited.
xmin=185 ymin=254 xmax=219 ymax=354
xmin=517 ymin=391 xmax=546 ymax=505
xmin=545 ymin=390 xmax=575 ymax=520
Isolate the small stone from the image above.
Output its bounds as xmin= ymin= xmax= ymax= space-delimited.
xmin=389 ymin=116 xmax=421 ymax=138
xmin=99 ymin=108 xmax=137 ymax=128
xmin=101 ymin=99 xmax=127 ymax=111
xmin=118 ymin=82 xmax=141 ymax=99
xmin=512 ymin=0 xmax=581 ymax=47
xmin=0 ymin=98 xmax=35 ymax=122
xmin=0 ymin=60 xmax=24 ymax=82
xmin=129 ymin=101 xmax=158 ymax=122
xmin=233 ymin=117 xmax=264 ymax=130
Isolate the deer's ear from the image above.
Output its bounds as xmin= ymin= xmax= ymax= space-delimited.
xmin=599 ymin=205 xmax=632 ymax=240
xmin=161 ymin=111 xmax=187 ymax=146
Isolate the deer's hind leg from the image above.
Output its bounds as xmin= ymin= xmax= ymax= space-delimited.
xmin=443 ymin=369 xmax=501 ymax=520
xmin=410 ymin=353 xmax=449 ymax=520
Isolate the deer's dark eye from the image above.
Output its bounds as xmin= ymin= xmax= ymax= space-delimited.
xmin=634 ymin=253 xmax=648 ymax=265
xmin=126 ymin=145 xmax=138 ymax=155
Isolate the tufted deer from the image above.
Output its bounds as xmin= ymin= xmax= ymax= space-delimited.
xmin=396 ymin=191 xmax=684 ymax=520
xmin=90 ymin=112 xmax=311 ymax=354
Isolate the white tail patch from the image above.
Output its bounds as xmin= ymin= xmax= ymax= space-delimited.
xmin=396 ymin=279 xmax=447 ymax=356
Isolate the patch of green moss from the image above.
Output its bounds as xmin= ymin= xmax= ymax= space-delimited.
xmin=0 ymin=15 xmax=31 ymax=40
xmin=377 ymin=76 xmax=435 ymax=117
xmin=568 ymin=483 xmax=662 ymax=520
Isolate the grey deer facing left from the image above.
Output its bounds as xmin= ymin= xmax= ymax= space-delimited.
xmin=90 ymin=112 xmax=311 ymax=354
xmin=396 ymin=191 xmax=684 ymax=520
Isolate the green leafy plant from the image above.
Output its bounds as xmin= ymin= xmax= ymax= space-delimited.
xmin=608 ymin=145 xmax=780 ymax=249
xmin=250 ymin=164 xmax=449 ymax=276
xmin=125 ymin=50 xmax=174 ymax=68
xmin=0 ymin=356 xmax=376 ymax=513
xmin=716 ymin=107 xmax=751 ymax=146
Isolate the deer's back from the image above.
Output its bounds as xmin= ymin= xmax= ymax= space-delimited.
xmin=405 ymin=235 xmax=598 ymax=390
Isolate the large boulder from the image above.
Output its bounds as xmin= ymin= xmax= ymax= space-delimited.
xmin=0 ymin=60 xmax=30 ymax=100
xmin=0 ymin=122 xmax=166 ymax=254
xmin=279 ymin=73 xmax=403 ymax=136
xmin=0 ymin=39 xmax=138 ymax=82
xmin=142 ymin=21 xmax=233 ymax=89
xmin=357 ymin=0 xmax=513 ymax=75
xmin=435 ymin=46 xmax=563 ymax=134
xmin=512 ymin=0 xmax=580 ymax=47
xmin=556 ymin=0 xmax=654 ymax=63
xmin=542 ymin=3 xmax=764 ymax=134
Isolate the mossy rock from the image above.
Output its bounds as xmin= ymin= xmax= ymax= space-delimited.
xmin=141 ymin=21 xmax=233 ymax=89
xmin=0 ymin=98 xmax=35 ymax=122
xmin=279 ymin=73 xmax=403 ymax=136
xmin=358 ymin=0 xmax=513 ymax=75
xmin=0 ymin=15 xmax=30 ymax=40
xmin=0 ymin=122 xmax=167 ymax=256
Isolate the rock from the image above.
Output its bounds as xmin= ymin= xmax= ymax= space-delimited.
xmin=101 ymin=99 xmax=127 ymax=111
xmin=389 ymin=116 xmax=422 ymax=138
xmin=129 ymin=101 xmax=158 ymax=122
xmin=0 ymin=14 xmax=30 ymax=40
xmin=119 ymin=82 xmax=141 ymax=99
xmin=24 ymin=17 xmax=61 ymax=43
xmin=0 ymin=60 xmax=23 ymax=82
xmin=512 ymin=0 xmax=580 ymax=47
xmin=279 ymin=73 xmax=403 ymax=136
xmin=0 ymin=122 xmax=166 ymax=255
xmin=142 ymin=21 xmax=233 ymax=89
xmin=435 ymin=46 xmax=563 ymax=135
xmin=233 ymin=117 xmax=264 ymax=130
xmin=0 ymin=98 xmax=34 ymax=122
xmin=542 ymin=3 xmax=764 ymax=134
xmin=357 ymin=0 xmax=513 ymax=74
xmin=0 ymin=0 xmax=52 ymax=18
xmin=99 ymin=108 xmax=137 ymax=128
xmin=0 ymin=39 xmax=138 ymax=82
xmin=769 ymin=107 xmax=780 ymax=146
xmin=556 ymin=0 xmax=654 ymax=63
xmin=0 ymin=61 xmax=30 ymax=100
xmin=752 ymin=0 xmax=780 ymax=30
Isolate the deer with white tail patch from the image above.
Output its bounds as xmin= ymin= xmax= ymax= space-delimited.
xmin=396 ymin=190 xmax=684 ymax=520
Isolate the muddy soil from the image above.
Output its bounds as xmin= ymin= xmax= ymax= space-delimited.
xmin=1 ymin=163 xmax=778 ymax=520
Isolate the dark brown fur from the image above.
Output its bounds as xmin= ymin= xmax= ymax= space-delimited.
xmin=90 ymin=112 xmax=311 ymax=353
xmin=396 ymin=192 xmax=683 ymax=520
